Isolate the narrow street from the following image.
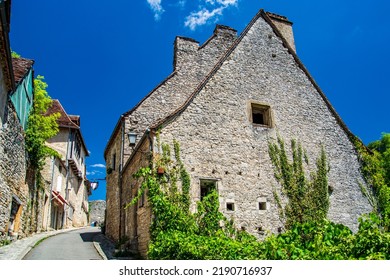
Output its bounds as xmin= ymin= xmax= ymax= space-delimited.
xmin=23 ymin=227 xmax=103 ymax=260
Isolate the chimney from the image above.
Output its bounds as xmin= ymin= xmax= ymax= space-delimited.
xmin=213 ymin=24 xmax=237 ymax=38
xmin=266 ymin=12 xmax=296 ymax=52
xmin=173 ymin=36 xmax=199 ymax=72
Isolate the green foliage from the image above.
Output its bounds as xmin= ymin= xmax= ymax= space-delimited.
xmin=11 ymin=50 xmax=21 ymax=58
xmin=268 ymin=136 xmax=329 ymax=228
xmin=25 ymin=75 xmax=60 ymax=169
xmin=368 ymin=133 xmax=390 ymax=183
xmin=130 ymin=138 xmax=390 ymax=260
xmin=353 ymin=134 xmax=390 ymax=230
xmin=0 ymin=239 xmax=11 ymax=247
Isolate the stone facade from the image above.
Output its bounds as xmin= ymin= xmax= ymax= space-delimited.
xmin=0 ymin=102 xmax=29 ymax=241
xmin=1 ymin=21 xmax=37 ymax=241
xmin=105 ymin=24 xmax=238 ymax=242
xmin=105 ymin=9 xmax=372 ymax=257
xmin=42 ymin=100 xmax=91 ymax=230
xmin=89 ymin=200 xmax=106 ymax=225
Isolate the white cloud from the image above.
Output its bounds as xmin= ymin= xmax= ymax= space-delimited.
xmin=185 ymin=7 xmax=224 ymax=30
xmin=185 ymin=0 xmax=238 ymax=30
xmin=90 ymin=163 xmax=106 ymax=168
xmin=147 ymin=0 xmax=165 ymax=21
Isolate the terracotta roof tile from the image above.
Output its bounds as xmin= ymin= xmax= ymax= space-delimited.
xmin=46 ymin=99 xmax=79 ymax=129
xmin=12 ymin=57 xmax=34 ymax=85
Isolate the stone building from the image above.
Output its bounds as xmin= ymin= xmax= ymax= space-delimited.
xmin=89 ymin=200 xmax=106 ymax=226
xmin=1 ymin=0 xmax=37 ymax=242
xmin=104 ymin=10 xmax=372 ymax=257
xmin=42 ymin=100 xmax=91 ymax=229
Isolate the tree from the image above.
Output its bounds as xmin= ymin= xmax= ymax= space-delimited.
xmin=368 ymin=133 xmax=390 ymax=184
xmin=25 ymin=75 xmax=60 ymax=170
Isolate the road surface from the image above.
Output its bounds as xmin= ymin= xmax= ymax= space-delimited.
xmin=23 ymin=227 xmax=103 ymax=260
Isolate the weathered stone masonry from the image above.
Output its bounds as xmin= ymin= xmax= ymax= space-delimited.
xmin=105 ymin=25 xmax=239 ymax=242
xmin=156 ymin=12 xmax=371 ymax=236
xmin=105 ymin=9 xmax=372 ymax=257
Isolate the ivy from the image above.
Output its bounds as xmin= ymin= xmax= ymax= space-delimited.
xmin=352 ymin=134 xmax=390 ymax=231
xmin=268 ymin=136 xmax=329 ymax=228
xmin=128 ymin=138 xmax=390 ymax=260
xmin=25 ymin=75 xmax=60 ymax=170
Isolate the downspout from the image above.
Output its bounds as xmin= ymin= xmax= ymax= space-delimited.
xmin=119 ymin=116 xmax=125 ymax=240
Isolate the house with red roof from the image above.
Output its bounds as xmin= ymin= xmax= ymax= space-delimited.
xmin=42 ymin=99 xmax=91 ymax=229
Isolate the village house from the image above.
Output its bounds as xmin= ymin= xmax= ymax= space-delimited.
xmin=104 ymin=9 xmax=372 ymax=257
xmin=0 ymin=0 xmax=37 ymax=242
xmin=42 ymin=100 xmax=91 ymax=230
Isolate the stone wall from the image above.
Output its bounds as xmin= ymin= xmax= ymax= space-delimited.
xmin=158 ymin=14 xmax=371 ymax=236
xmin=105 ymin=126 xmax=122 ymax=241
xmin=105 ymin=26 xmax=238 ymax=243
xmin=89 ymin=200 xmax=106 ymax=225
xmin=121 ymin=137 xmax=151 ymax=257
xmin=0 ymin=102 xmax=29 ymax=241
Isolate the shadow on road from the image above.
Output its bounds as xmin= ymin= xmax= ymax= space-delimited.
xmin=80 ymin=231 xmax=100 ymax=243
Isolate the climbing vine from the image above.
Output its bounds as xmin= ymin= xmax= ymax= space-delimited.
xmin=352 ymin=134 xmax=390 ymax=231
xmin=268 ymin=136 xmax=329 ymax=229
xmin=25 ymin=75 xmax=60 ymax=170
xmin=127 ymin=138 xmax=389 ymax=260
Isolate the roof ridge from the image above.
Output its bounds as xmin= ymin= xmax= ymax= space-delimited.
xmin=150 ymin=9 xmax=265 ymax=130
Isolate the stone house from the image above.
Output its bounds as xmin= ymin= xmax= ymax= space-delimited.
xmin=104 ymin=9 xmax=372 ymax=257
xmin=42 ymin=100 xmax=91 ymax=229
xmin=0 ymin=0 xmax=37 ymax=242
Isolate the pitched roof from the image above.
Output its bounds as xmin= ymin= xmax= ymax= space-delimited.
xmin=150 ymin=9 xmax=358 ymax=146
xmin=47 ymin=99 xmax=90 ymax=156
xmin=47 ymin=99 xmax=79 ymax=129
xmin=12 ymin=57 xmax=34 ymax=85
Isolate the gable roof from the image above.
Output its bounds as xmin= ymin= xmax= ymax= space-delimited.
xmin=47 ymin=99 xmax=90 ymax=157
xmin=104 ymin=23 xmax=238 ymax=157
xmin=47 ymin=99 xmax=80 ymax=129
xmin=12 ymin=57 xmax=34 ymax=85
xmin=149 ymin=9 xmax=358 ymax=145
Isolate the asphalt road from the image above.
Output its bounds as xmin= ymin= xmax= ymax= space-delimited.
xmin=23 ymin=227 xmax=103 ymax=260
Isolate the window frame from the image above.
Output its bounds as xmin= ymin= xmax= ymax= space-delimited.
xmin=199 ymin=179 xmax=218 ymax=200
xmin=248 ymin=101 xmax=273 ymax=128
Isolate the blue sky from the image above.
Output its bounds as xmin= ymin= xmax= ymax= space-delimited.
xmin=9 ymin=0 xmax=389 ymax=200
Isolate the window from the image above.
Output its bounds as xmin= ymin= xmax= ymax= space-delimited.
xmin=200 ymin=179 xmax=217 ymax=200
xmin=250 ymin=102 xmax=272 ymax=127
xmin=259 ymin=202 xmax=267 ymax=211
xmin=226 ymin=202 xmax=235 ymax=211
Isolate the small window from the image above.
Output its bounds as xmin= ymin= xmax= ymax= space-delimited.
xmin=250 ymin=103 xmax=272 ymax=127
xmin=200 ymin=179 xmax=217 ymax=200
xmin=226 ymin=202 xmax=235 ymax=211
xmin=259 ymin=202 xmax=267 ymax=211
